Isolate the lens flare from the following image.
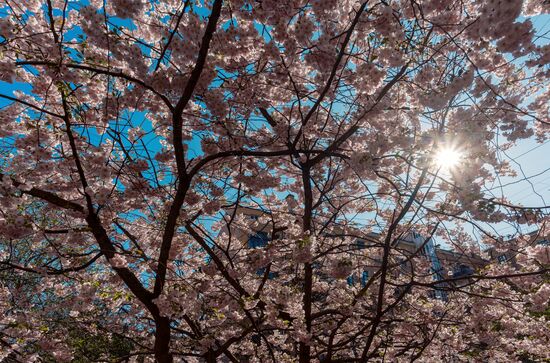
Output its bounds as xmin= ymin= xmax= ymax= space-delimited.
xmin=434 ymin=147 xmax=462 ymax=171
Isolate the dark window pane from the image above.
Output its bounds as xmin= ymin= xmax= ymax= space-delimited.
xmin=248 ymin=231 xmax=269 ymax=248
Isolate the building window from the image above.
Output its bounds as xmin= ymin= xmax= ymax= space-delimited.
xmin=257 ymin=267 xmax=278 ymax=279
xmin=452 ymin=264 xmax=474 ymax=278
xmin=248 ymin=231 xmax=269 ymax=248
xmin=361 ymin=271 xmax=369 ymax=287
xmin=347 ymin=271 xmax=369 ymax=287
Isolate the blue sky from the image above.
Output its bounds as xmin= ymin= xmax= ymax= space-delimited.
xmin=1 ymin=4 xmax=548 ymax=243
xmin=479 ymin=14 xmax=550 ymax=237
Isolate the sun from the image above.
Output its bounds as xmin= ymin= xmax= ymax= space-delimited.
xmin=434 ymin=146 xmax=463 ymax=171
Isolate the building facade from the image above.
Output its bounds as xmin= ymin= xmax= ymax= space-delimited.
xmin=224 ymin=206 xmax=486 ymax=299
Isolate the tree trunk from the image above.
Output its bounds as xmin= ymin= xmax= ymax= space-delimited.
xmin=154 ymin=316 xmax=173 ymax=363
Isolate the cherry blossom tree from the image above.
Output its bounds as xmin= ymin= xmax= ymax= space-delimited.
xmin=1 ymin=0 xmax=549 ymax=362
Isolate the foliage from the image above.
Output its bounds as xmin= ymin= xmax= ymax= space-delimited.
xmin=0 ymin=0 xmax=549 ymax=362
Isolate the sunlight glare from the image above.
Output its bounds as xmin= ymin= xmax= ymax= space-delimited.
xmin=434 ymin=147 xmax=462 ymax=171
